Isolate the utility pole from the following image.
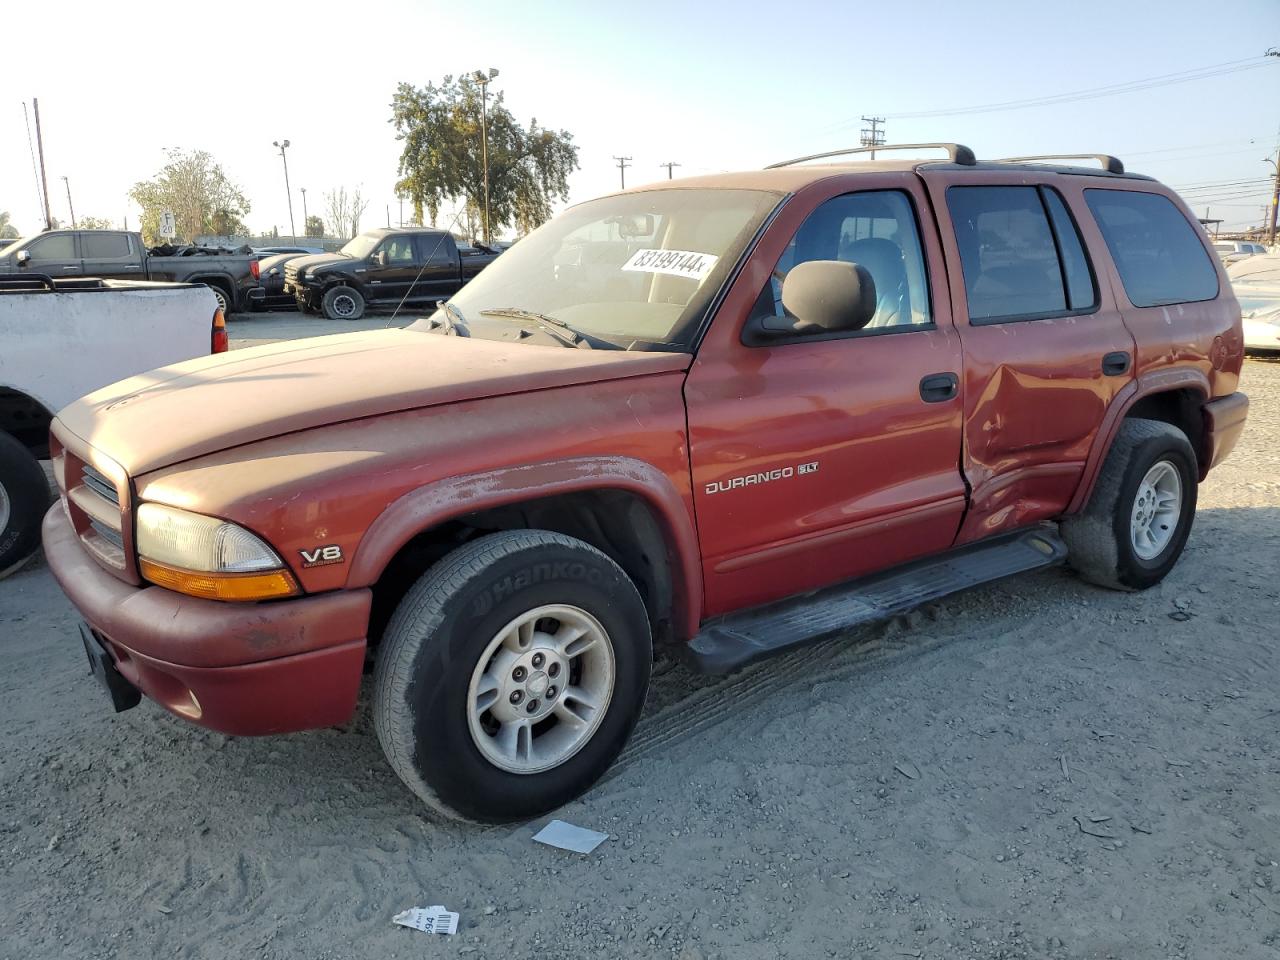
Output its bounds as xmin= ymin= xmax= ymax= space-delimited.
xmin=272 ymin=139 xmax=296 ymax=238
xmin=61 ymin=176 xmax=76 ymax=228
xmin=300 ymin=187 xmax=308 ymax=234
xmin=860 ymin=116 xmax=886 ymax=160
xmin=659 ymin=161 xmax=681 ymax=180
xmin=33 ymin=99 xmax=52 ymax=231
xmin=474 ymin=68 xmax=500 ymax=244
xmin=1265 ymin=148 xmax=1279 ymax=246
xmin=614 ymin=156 xmax=632 ymax=190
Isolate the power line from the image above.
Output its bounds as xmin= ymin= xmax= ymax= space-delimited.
xmin=659 ymin=161 xmax=681 ymax=179
xmin=829 ymin=55 xmax=1277 ymax=127
xmin=859 ymin=117 xmax=885 ymax=159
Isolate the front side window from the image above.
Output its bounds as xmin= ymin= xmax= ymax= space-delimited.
xmin=26 ymin=233 xmax=76 ymax=260
xmin=1084 ymin=189 xmax=1219 ymax=307
xmin=948 ymin=185 xmax=1100 ymax=323
xmin=750 ymin=189 xmax=933 ymax=335
xmin=81 ymin=232 xmax=132 ymax=259
xmin=380 ymin=236 xmax=416 ymax=264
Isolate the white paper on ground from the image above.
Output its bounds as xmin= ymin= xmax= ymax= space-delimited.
xmin=532 ymin=819 xmax=609 ymax=854
xmin=392 ymin=906 xmax=459 ymax=936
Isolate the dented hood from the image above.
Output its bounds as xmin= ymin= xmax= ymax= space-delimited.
xmin=55 ymin=328 xmax=689 ymax=475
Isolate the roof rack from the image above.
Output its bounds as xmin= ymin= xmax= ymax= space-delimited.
xmin=765 ymin=143 xmax=977 ymax=169
xmin=998 ymin=154 xmax=1125 ymax=175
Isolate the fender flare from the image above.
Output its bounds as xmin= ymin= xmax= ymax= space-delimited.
xmin=1065 ymin=368 xmax=1210 ymax=515
xmin=188 ymin=272 xmax=237 ymax=307
xmin=345 ymin=455 xmax=704 ymax=638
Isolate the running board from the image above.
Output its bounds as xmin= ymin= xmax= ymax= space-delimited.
xmin=681 ymin=526 xmax=1068 ymax=674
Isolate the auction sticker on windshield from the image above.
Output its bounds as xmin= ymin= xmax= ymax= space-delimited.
xmin=621 ymin=249 xmax=719 ymax=282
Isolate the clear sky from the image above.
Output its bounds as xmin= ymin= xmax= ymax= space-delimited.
xmin=3 ymin=0 xmax=1278 ymax=238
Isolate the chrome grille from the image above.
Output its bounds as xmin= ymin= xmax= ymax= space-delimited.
xmin=82 ymin=464 xmax=120 ymax=506
xmin=88 ymin=518 xmax=124 ymax=550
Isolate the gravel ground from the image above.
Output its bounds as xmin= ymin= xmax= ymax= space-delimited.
xmin=1 ymin=354 xmax=1278 ymax=960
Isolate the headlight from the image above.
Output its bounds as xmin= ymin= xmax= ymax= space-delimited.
xmin=135 ymin=503 xmax=299 ymax=601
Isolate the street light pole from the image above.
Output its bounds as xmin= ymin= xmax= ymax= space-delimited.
xmin=273 ymin=139 xmax=296 ymax=239
xmin=1265 ymin=152 xmax=1279 ymax=246
xmin=61 ymin=175 xmax=76 ymax=229
xmin=300 ymin=187 xmax=308 ymax=236
xmin=473 ymin=68 xmax=499 ymax=245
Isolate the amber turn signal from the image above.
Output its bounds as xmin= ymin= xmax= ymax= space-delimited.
xmin=139 ymin=558 xmax=300 ymax=602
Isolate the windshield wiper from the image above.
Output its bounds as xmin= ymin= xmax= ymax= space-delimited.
xmin=479 ymin=307 xmax=594 ymax=349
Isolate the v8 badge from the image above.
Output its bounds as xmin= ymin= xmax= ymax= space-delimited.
xmin=300 ymin=544 xmax=344 ymax=568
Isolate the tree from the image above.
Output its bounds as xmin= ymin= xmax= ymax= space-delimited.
xmin=324 ymin=186 xmax=369 ymax=240
xmin=0 ymin=211 xmax=19 ymax=239
xmin=305 ymin=215 xmax=325 ymax=238
xmin=76 ymin=216 xmax=116 ymax=231
xmin=391 ymin=74 xmax=578 ymax=240
xmin=129 ymin=149 xmax=250 ymax=244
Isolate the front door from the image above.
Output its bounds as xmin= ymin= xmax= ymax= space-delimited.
xmin=367 ymin=234 xmax=419 ymax=304
xmin=686 ymin=175 xmax=967 ymax=616
xmin=17 ymin=231 xmax=80 ymax=277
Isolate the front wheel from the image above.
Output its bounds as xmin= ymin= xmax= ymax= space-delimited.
xmin=1061 ymin=418 xmax=1198 ymax=591
xmin=321 ymin=285 xmax=365 ymax=321
xmin=373 ymin=530 xmax=652 ymax=823
xmin=0 ymin=430 xmax=51 ymax=580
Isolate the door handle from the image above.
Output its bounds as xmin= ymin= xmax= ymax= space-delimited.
xmin=1102 ymin=351 xmax=1131 ymax=376
xmin=919 ymin=372 xmax=959 ymax=403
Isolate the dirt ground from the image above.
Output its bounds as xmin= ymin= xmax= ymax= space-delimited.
xmin=2 ymin=346 xmax=1278 ymax=960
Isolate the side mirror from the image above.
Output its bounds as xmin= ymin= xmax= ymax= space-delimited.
xmin=16 ymin=250 xmax=30 ymax=266
xmin=372 ymin=250 xmax=386 ymax=267
xmin=780 ymin=260 xmax=877 ymax=334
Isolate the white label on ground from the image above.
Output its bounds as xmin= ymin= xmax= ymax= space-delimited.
xmin=392 ymin=906 xmax=459 ymax=935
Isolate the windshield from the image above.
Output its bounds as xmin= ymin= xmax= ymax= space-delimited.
xmin=441 ymin=188 xmax=782 ymax=350
xmin=339 ymin=233 xmax=382 ymax=259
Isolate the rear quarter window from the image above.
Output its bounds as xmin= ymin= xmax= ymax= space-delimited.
xmin=1084 ymin=190 xmax=1219 ymax=307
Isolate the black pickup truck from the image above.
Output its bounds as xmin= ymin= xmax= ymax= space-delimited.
xmin=284 ymin=227 xmax=500 ymax=319
xmin=0 ymin=230 xmax=257 ymax=315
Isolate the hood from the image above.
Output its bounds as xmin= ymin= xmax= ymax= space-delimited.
xmin=55 ymin=329 xmax=690 ymax=476
xmin=288 ymin=251 xmax=351 ymax=273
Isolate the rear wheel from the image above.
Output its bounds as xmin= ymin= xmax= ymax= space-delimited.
xmin=373 ymin=530 xmax=652 ymax=823
xmin=1061 ymin=418 xmax=1197 ymax=591
xmin=206 ymin=284 xmax=230 ymax=316
xmin=0 ymin=431 xmax=50 ymax=580
xmin=322 ymin=285 xmax=364 ymax=321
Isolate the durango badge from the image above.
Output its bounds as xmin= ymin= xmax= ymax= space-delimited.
xmin=300 ymin=544 xmax=344 ymax=568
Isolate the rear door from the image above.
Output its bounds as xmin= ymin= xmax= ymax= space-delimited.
xmin=686 ymin=173 xmax=967 ymax=616
xmin=921 ymin=171 xmax=1135 ymax=544
xmin=80 ymin=231 xmax=143 ymax=279
xmin=413 ymin=233 xmax=462 ymax=300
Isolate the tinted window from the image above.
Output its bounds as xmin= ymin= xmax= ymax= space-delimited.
xmin=752 ymin=189 xmax=932 ymax=334
xmin=26 ymin=233 xmax=76 ymax=260
xmin=948 ymin=186 xmax=1068 ymax=322
xmin=379 ymin=236 xmax=416 ymax=264
xmin=1042 ymin=189 xmax=1096 ymax=311
xmin=1084 ymin=189 xmax=1218 ymax=307
xmin=81 ymin=232 xmax=131 ymax=259
xmin=419 ymin=234 xmax=455 ymax=265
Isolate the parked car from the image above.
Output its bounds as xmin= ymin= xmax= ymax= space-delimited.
xmin=1213 ymin=240 xmax=1268 ymax=267
xmin=0 ymin=230 xmax=258 ymax=315
xmin=284 ymin=227 xmax=500 ymax=319
xmin=1234 ymin=281 xmax=1280 ymax=353
xmin=42 ymin=144 xmax=1246 ymax=824
xmin=249 ymin=251 xmax=312 ymax=310
xmin=1 ymin=275 xmax=226 ymax=577
xmin=1228 ymin=249 xmax=1280 ymax=284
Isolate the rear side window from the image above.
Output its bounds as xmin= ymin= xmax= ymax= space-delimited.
xmin=82 ymin=232 xmax=132 ymax=259
xmin=1084 ymin=189 xmax=1219 ymax=307
xmin=947 ymin=186 xmax=1096 ymax=323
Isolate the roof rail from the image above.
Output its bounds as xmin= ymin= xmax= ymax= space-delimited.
xmin=998 ymin=154 xmax=1125 ymax=175
xmin=765 ymin=143 xmax=977 ymax=169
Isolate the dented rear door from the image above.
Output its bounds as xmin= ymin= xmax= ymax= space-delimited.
xmin=920 ymin=168 xmax=1136 ymax=544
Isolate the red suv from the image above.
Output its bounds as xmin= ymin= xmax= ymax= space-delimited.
xmin=43 ymin=144 xmax=1247 ymax=823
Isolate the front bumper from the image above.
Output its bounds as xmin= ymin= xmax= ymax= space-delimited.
xmin=43 ymin=505 xmax=371 ymax=735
